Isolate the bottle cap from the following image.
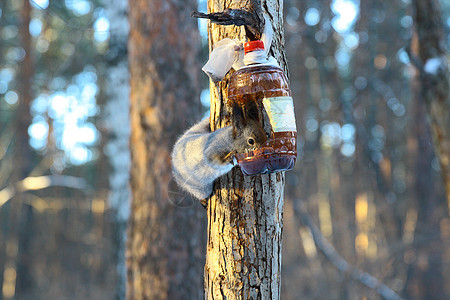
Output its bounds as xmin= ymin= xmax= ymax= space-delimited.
xmin=244 ymin=40 xmax=264 ymax=54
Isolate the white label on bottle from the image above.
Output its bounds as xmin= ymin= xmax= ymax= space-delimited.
xmin=262 ymin=96 xmax=297 ymax=132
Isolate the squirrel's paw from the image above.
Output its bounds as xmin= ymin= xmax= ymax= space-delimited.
xmin=223 ymin=150 xmax=237 ymax=164
xmin=211 ymin=150 xmax=236 ymax=165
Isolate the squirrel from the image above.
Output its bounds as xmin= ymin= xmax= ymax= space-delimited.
xmin=171 ymin=100 xmax=266 ymax=201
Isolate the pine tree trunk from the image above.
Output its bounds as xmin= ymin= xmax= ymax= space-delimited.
xmin=127 ymin=0 xmax=205 ymax=299
xmin=404 ymin=95 xmax=446 ymax=299
xmin=4 ymin=0 xmax=35 ymax=298
xmin=407 ymin=1 xmax=448 ymax=298
xmin=412 ymin=0 xmax=450 ymax=205
xmin=204 ymin=1 xmax=287 ymax=299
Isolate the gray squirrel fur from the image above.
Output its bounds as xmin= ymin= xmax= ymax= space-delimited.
xmin=171 ymin=101 xmax=266 ymax=200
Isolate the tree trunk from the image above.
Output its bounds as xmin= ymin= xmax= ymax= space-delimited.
xmin=204 ymin=1 xmax=287 ymax=299
xmin=104 ymin=0 xmax=130 ymax=298
xmin=127 ymin=0 xmax=206 ymax=299
xmin=403 ymin=94 xmax=446 ymax=299
xmin=2 ymin=0 xmax=35 ymax=298
xmin=412 ymin=0 xmax=450 ymax=206
xmin=406 ymin=1 xmax=449 ymax=298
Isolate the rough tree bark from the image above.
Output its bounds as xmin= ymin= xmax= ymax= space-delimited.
xmin=411 ymin=0 xmax=450 ymax=205
xmin=204 ymin=1 xmax=288 ymax=299
xmin=127 ymin=0 xmax=206 ymax=299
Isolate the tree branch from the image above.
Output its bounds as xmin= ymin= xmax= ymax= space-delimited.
xmin=0 ymin=128 xmax=14 ymax=161
xmin=0 ymin=175 xmax=89 ymax=208
xmin=191 ymin=9 xmax=254 ymax=26
xmin=405 ymin=44 xmax=425 ymax=73
xmin=191 ymin=0 xmax=264 ymax=40
xmin=293 ymin=202 xmax=404 ymax=300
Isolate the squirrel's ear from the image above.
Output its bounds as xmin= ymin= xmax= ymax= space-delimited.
xmin=231 ymin=103 xmax=246 ymax=137
xmin=246 ymin=100 xmax=260 ymax=121
xmin=232 ymin=102 xmax=242 ymax=114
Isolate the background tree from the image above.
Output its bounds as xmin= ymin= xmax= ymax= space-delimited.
xmin=1 ymin=0 xmax=119 ymax=298
xmin=406 ymin=0 xmax=449 ymax=298
xmin=3 ymin=0 xmax=34 ymax=297
xmin=126 ymin=0 xmax=206 ymax=299
xmin=411 ymin=0 xmax=449 ymax=203
xmin=103 ymin=0 xmax=130 ymax=297
xmin=280 ymin=0 xmax=449 ymax=299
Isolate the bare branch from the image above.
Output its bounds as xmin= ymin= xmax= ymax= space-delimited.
xmin=293 ymin=202 xmax=404 ymax=300
xmin=191 ymin=9 xmax=254 ymax=26
xmin=0 ymin=128 xmax=15 ymax=161
xmin=25 ymin=194 xmax=105 ymax=213
xmin=405 ymin=45 xmax=425 ymax=73
xmin=0 ymin=175 xmax=89 ymax=208
xmin=191 ymin=0 xmax=264 ymax=40
xmin=17 ymin=175 xmax=88 ymax=191
xmin=0 ymin=186 xmax=15 ymax=208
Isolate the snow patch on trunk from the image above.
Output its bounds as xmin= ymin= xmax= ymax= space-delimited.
xmin=424 ymin=56 xmax=447 ymax=75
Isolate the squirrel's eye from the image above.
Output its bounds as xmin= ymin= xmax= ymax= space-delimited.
xmin=247 ymin=138 xmax=255 ymax=146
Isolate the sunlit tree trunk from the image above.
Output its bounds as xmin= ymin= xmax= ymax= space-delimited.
xmin=126 ymin=0 xmax=205 ymax=299
xmin=204 ymin=1 xmax=287 ymax=299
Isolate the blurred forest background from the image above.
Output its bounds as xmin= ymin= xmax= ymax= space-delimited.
xmin=0 ymin=0 xmax=449 ymax=299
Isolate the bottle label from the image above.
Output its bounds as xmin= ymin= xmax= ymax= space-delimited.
xmin=262 ymin=96 xmax=297 ymax=132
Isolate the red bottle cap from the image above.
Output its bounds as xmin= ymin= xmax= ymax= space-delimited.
xmin=244 ymin=40 xmax=265 ymax=54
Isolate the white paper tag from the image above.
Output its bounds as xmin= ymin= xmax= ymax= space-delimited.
xmin=262 ymin=96 xmax=297 ymax=132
